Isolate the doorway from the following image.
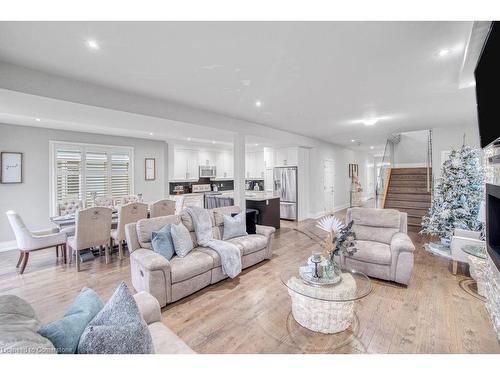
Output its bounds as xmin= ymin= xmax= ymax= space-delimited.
xmin=323 ymin=159 xmax=335 ymax=214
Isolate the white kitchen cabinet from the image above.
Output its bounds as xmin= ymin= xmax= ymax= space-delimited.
xmin=198 ymin=150 xmax=216 ymax=167
xmin=216 ymin=151 xmax=233 ymax=178
xmin=275 ymin=147 xmax=298 ymax=166
xmin=174 ymin=148 xmax=199 ymax=180
xmin=246 ymin=151 xmax=265 ymax=179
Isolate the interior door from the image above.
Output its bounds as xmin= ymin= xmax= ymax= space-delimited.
xmin=324 ymin=159 xmax=335 ymax=214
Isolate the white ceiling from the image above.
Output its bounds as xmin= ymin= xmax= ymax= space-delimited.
xmin=0 ymin=21 xmax=479 ymax=151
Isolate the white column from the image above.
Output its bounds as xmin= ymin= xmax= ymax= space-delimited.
xmin=233 ymin=133 xmax=246 ymax=211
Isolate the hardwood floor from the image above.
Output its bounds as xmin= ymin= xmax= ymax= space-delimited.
xmin=0 ymin=205 xmax=498 ymax=353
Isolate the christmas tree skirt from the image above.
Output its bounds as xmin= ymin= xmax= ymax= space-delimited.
xmin=424 ymin=242 xmax=452 ymax=260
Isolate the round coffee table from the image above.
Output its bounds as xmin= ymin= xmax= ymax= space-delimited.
xmin=281 ymin=268 xmax=372 ymax=334
xmin=461 ymin=244 xmax=487 ymax=299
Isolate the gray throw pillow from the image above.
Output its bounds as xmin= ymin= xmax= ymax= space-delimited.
xmin=39 ymin=287 xmax=103 ymax=354
xmin=223 ymin=212 xmax=248 ymax=240
xmin=77 ymin=282 xmax=153 ymax=354
xmin=151 ymin=224 xmax=175 ymax=260
xmin=170 ymin=222 xmax=194 ymax=257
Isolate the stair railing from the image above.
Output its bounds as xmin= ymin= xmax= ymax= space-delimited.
xmin=376 ymin=139 xmax=393 ymax=208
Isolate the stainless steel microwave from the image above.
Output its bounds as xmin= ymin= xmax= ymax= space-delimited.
xmin=199 ymin=165 xmax=217 ymax=178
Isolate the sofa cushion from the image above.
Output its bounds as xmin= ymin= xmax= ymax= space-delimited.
xmin=137 ymin=215 xmax=180 ymax=249
xmin=222 ymin=212 xmax=248 ymax=240
xmin=228 ymin=234 xmax=268 ymax=255
xmin=170 ymin=250 xmax=214 ymax=283
xmin=211 ymin=206 xmax=242 ymax=227
xmin=151 ymin=224 xmax=176 ymax=261
xmin=78 ymin=282 xmax=153 ymax=354
xmin=349 ymin=207 xmax=401 ymax=228
xmin=0 ymin=295 xmax=56 ymax=354
xmin=352 ymin=225 xmax=399 ymax=245
xmin=348 ymin=239 xmax=392 ymax=265
xmin=197 ymin=247 xmax=222 ymax=267
xmin=38 ymin=287 xmax=103 ymax=354
xmin=171 ymin=223 xmax=194 ymax=257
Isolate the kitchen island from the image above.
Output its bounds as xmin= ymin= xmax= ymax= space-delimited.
xmin=245 ymin=193 xmax=280 ymax=229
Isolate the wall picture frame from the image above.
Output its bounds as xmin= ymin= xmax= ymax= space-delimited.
xmin=145 ymin=158 xmax=156 ymax=181
xmin=1 ymin=152 xmax=23 ymax=184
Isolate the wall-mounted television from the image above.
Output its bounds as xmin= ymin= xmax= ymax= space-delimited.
xmin=475 ymin=21 xmax=500 ymax=148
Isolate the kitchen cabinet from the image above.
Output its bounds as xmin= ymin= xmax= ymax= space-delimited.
xmin=198 ymin=150 xmax=216 ymax=167
xmin=174 ymin=148 xmax=199 ymax=180
xmin=216 ymin=151 xmax=233 ymax=178
xmin=275 ymin=147 xmax=298 ymax=166
xmin=246 ymin=151 xmax=265 ymax=179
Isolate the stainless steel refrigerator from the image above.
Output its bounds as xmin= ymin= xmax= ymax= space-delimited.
xmin=273 ymin=166 xmax=298 ymax=220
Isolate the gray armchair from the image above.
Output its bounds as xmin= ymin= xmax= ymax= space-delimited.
xmin=340 ymin=207 xmax=415 ymax=285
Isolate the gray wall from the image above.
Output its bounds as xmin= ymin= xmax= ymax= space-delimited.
xmin=0 ymin=123 xmax=167 ymax=243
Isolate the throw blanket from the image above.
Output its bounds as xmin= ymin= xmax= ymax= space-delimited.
xmin=186 ymin=206 xmax=242 ymax=278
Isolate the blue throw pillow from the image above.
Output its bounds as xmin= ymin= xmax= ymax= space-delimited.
xmin=38 ymin=287 xmax=103 ymax=354
xmin=151 ymin=224 xmax=176 ymax=260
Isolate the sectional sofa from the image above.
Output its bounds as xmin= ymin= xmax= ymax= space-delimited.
xmin=125 ymin=206 xmax=276 ymax=307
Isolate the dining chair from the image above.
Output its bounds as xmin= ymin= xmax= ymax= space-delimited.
xmin=94 ymin=196 xmax=115 ymax=209
xmin=149 ymin=199 xmax=176 ymax=218
xmin=119 ymin=194 xmax=140 ymax=206
xmin=110 ymin=202 xmax=148 ymax=259
xmin=67 ymin=207 xmax=113 ymax=272
xmin=58 ymin=199 xmax=83 ymax=216
xmin=6 ymin=211 xmax=67 ymax=274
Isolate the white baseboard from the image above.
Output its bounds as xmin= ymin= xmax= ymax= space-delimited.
xmin=308 ymin=203 xmax=351 ymax=219
xmin=0 ymin=241 xmax=17 ymax=253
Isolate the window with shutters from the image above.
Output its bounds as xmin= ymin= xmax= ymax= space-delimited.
xmin=51 ymin=142 xmax=134 ymax=214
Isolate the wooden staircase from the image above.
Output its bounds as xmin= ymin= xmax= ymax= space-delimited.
xmin=383 ymin=167 xmax=432 ymax=231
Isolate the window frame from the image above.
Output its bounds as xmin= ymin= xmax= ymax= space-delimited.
xmin=49 ymin=140 xmax=134 ymax=216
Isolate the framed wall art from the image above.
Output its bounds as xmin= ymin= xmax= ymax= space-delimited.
xmin=1 ymin=152 xmax=23 ymax=184
xmin=145 ymin=158 xmax=156 ymax=181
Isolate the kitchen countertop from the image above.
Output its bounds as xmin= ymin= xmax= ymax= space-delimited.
xmin=245 ymin=193 xmax=280 ymax=201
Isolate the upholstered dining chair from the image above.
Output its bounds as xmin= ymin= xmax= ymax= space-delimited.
xmin=6 ymin=211 xmax=67 ymax=274
xmin=119 ymin=194 xmax=140 ymax=206
xmin=94 ymin=196 xmax=115 ymax=209
xmin=66 ymin=207 xmax=113 ymax=272
xmin=57 ymin=199 xmax=83 ymax=216
xmin=149 ymin=199 xmax=176 ymax=218
xmin=110 ymin=202 xmax=148 ymax=259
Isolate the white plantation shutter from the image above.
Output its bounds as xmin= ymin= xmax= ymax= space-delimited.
xmin=85 ymin=151 xmax=109 ymax=206
xmin=111 ymin=153 xmax=131 ymax=198
xmin=56 ymin=149 xmax=82 ymax=204
xmin=52 ymin=143 xmax=134 ymax=212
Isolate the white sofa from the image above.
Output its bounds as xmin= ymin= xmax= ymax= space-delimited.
xmin=0 ymin=292 xmax=194 ymax=354
xmin=125 ymin=206 xmax=276 ymax=307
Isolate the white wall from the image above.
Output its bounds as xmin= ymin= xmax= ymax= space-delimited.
xmin=0 ymin=123 xmax=167 ymax=243
xmin=394 ymin=130 xmax=429 ymax=167
xmin=431 ymin=122 xmax=481 ymax=178
xmin=308 ymin=143 xmax=373 ymax=218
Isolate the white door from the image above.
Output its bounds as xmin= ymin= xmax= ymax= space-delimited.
xmin=324 ymin=159 xmax=335 ymax=214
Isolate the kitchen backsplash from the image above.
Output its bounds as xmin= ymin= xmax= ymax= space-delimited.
xmin=169 ymin=180 xmax=234 ymax=194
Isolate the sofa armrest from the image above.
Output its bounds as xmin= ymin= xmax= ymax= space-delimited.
xmin=390 ymin=232 xmax=415 ymax=254
xmin=125 ymin=222 xmax=142 ymax=252
xmin=256 ymin=225 xmax=276 ymax=238
xmin=133 ymin=291 xmax=162 ymax=325
xmin=132 ymin=249 xmax=171 ymax=272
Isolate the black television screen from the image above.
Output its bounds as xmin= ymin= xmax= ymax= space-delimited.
xmin=475 ymin=21 xmax=500 ymax=148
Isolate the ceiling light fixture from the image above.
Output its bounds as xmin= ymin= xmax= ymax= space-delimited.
xmin=149 ymin=132 xmax=154 ymax=136
xmin=363 ymin=118 xmax=378 ymax=126
xmin=351 ymin=139 xmax=355 ymax=142
xmin=35 ymin=118 xmax=41 ymax=122
xmin=187 ymin=137 xmax=192 ymax=141
xmin=212 ymin=140 xmax=216 ymax=144
xmin=255 ymin=101 xmax=262 ymax=108
xmin=255 ymin=143 xmax=259 ymax=146
xmin=86 ymin=39 xmax=100 ymax=50
xmin=468 ymin=81 xmax=476 ymax=87
xmin=370 ymin=146 xmax=375 ymax=150
xmin=438 ymin=49 xmax=450 ymax=57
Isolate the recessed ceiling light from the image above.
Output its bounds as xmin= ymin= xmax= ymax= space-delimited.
xmin=242 ymin=80 xmax=251 ymax=86
xmin=187 ymin=137 xmax=192 ymax=141
xmin=212 ymin=140 xmax=216 ymax=144
xmin=468 ymin=81 xmax=476 ymax=87
xmin=35 ymin=118 xmax=41 ymax=122
xmin=438 ymin=49 xmax=450 ymax=57
xmin=86 ymin=39 xmax=100 ymax=50
xmin=149 ymin=132 xmax=154 ymax=136
xmin=254 ymin=143 xmax=259 ymax=146
xmin=363 ymin=118 xmax=378 ymax=126
xmin=351 ymin=139 xmax=355 ymax=142
xmin=255 ymin=101 xmax=262 ymax=108
xmin=370 ymin=146 xmax=375 ymax=150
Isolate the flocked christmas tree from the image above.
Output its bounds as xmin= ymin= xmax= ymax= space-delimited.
xmin=420 ymin=145 xmax=484 ymax=241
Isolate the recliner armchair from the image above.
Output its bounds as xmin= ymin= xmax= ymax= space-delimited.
xmin=340 ymin=207 xmax=415 ymax=285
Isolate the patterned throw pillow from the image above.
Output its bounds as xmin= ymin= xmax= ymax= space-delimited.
xmin=38 ymin=287 xmax=103 ymax=354
xmin=77 ymin=282 xmax=153 ymax=354
xmin=151 ymin=224 xmax=175 ymax=260
xmin=170 ymin=222 xmax=194 ymax=257
xmin=222 ymin=212 xmax=248 ymax=240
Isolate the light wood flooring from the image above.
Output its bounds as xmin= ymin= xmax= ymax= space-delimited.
xmin=0 ymin=205 xmax=498 ymax=353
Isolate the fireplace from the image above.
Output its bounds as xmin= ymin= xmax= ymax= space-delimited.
xmin=486 ymin=183 xmax=500 ymax=271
